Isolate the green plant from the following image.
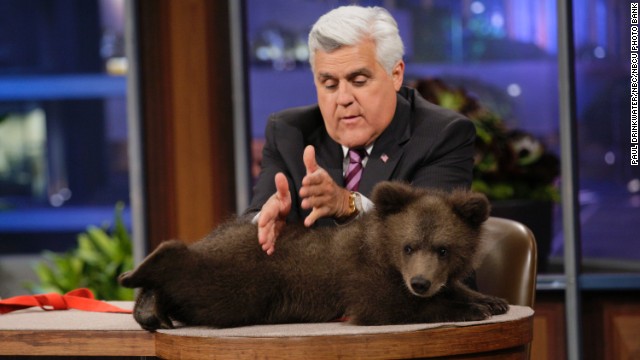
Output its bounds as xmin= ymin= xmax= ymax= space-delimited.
xmin=24 ymin=202 xmax=134 ymax=300
xmin=414 ymin=78 xmax=560 ymax=202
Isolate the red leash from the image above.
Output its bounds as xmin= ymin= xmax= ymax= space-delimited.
xmin=0 ymin=288 xmax=132 ymax=314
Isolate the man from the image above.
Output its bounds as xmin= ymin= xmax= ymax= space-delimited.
xmin=244 ymin=6 xmax=476 ymax=255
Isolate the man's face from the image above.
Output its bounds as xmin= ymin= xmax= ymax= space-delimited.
xmin=312 ymin=40 xmax=404 ymax=148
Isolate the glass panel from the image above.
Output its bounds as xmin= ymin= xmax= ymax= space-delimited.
xmin=573 ymin=0 xmax=640 ymax=276
xmin=246 ymin=0 xmax=563 ymax=274
xmin=0 ymin=0 xmax=129 ymax=256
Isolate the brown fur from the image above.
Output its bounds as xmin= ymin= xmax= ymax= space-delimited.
xmin=119 ymin=181 xmax=508 ymax=330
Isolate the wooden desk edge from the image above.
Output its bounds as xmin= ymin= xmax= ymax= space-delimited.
xmin=156 ymin=314 xmax=533 ymax=360
xmin=0 ymin=329 xmax=155 ymax=356
xmin=0 ymin=314 xmax=532 ymax=359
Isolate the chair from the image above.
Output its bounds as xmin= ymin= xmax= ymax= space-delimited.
xmin=475 ymin=216 xmax=538 ymax=307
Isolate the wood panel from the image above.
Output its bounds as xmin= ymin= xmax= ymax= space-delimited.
xmin=135 ymin=0 xmax=237 ymax=250
xmin=609 ymin=315 xmax=640 ymax=359
xmin=533 ymin=290 xmax=640 ymax=359
xmin=530 ymin=292 xmax=566 ymax=360
xmin=589 ymin=293 xmax=640 ymax=360
xmin=136 ymin=0 xmax=177 ymax=250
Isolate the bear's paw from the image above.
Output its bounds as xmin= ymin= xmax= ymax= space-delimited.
xmin=477 ymin=295 xmax=509 ymax=316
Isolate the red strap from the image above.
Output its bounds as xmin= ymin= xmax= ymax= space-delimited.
xmin=0 ymin=288 xmax=132 ymax=314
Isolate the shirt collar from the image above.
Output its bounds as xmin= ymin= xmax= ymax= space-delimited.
xmin=341 ymin=144 xmax=374 ymax=159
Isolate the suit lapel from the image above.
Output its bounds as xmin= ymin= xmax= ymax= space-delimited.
xmin=310 ymin=125 xmax=344 ymax=187
xmin=359 ymin=93 xmax=412 ymax=197
xmin=359 ymin=145 xmax=403 ymax=196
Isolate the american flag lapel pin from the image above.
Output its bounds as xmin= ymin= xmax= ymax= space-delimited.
xmin=380 ymin=154 xmax=389 ymax=163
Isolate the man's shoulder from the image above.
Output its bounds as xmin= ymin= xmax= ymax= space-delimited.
xmin=270 ymin=104 xmax=322 ymax=125
xmin=401 ymin=86 xmax=475 ymax=137
xmin=403 ymin=87 xmax=468 ymax=124
xmin=265 ymin=103 xmax=325 ymax=140
xmin=400 ymin=88 xmax=473 ymax=129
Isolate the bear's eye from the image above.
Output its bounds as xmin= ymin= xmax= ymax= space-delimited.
xmin=404 ymin=245 xmax=414 ymax=255
xmin=437 ymin=247 xmax=448 ymax=258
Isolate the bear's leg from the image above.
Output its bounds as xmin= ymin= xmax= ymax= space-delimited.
xmin=452 ymin=281 xmax=510 ymax=315
xmin=418 ymin=282 xmax=509 ymax=323
xmin=132 ymin=288 xmax=174 ymax=331
xmin=118 ymin=240 xmax=187 ymax=288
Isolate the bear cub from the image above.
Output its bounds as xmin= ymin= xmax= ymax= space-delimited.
xmin=119 ymin=181 xmax=509 ymax=330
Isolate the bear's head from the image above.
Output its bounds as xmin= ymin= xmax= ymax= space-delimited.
xmin=369 ymin=181 xmax=490 ymax=298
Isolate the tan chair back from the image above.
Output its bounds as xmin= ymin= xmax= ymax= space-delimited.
xmin=475 ymin=217 xmax=538 ymax=307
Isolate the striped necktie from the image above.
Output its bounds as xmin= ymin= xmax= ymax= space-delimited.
xmin=344 ymin=148 xmax=367 ymax=192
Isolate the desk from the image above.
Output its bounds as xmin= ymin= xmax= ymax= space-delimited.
xmin=0 ymin=301 xmax=154 ymax=357
xmin=0 ymin=302 xmax=533 ymax=359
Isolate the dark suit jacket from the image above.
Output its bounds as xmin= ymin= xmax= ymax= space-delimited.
xmin=244 ymin=86 xmax=476 ymax=225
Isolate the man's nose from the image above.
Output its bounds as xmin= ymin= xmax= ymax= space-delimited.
xmin=336 ymin=83 xmax=354 ymax=106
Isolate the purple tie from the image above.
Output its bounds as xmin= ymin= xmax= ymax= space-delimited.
xmin=344 ymin=149 xmax=367 ymax=191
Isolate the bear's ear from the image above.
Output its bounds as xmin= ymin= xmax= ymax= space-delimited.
xmin=448 ymin=190 xmax=490 ymax=227
xmin=371 ymin=181 xmax=421 ymax=216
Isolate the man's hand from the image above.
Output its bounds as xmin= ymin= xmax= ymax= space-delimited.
xmin=299 ymin=145 xmax=351 ymax=227
xmin=257 ymin=173 xmax=291 ymax=255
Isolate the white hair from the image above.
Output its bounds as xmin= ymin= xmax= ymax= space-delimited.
xmin=308 ymin=6 xmax=405 ymax=74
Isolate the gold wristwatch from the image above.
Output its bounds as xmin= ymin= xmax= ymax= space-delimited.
xmin=346 ymin=191 xmax=358 ymax=217
xmin=338 ymin=191 xmax=360 ymax=223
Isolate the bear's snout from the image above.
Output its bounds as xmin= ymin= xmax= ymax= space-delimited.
xmin=409 ymin=276 xmax=431 ymax=295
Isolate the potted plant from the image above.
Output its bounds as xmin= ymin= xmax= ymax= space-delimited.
xmin=413 ymin=78 xmax=560 ymax=271
xmin=24 ymin=202 xmax=134 ymax=300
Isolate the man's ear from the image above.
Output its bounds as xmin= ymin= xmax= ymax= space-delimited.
xmin=448 ymin=190 xmax=490 ymax=227
xmin=392 ymin=60 xmax=405 ymax=91
xmin=371 ymin=181 xmax=419 ymax=216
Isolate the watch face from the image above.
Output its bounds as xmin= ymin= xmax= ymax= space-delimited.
xmin=352 ymin=192 xmax=362 ymax=212
xmin=349 ymin=192 xmax=357 ymax=214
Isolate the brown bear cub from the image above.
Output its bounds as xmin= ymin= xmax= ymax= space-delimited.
xmin=119 ymin=182 xmax=509 ymax=330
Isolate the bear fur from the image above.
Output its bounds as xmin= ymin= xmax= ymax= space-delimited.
xmin=119 ymin=181 xmax=508 ymax=330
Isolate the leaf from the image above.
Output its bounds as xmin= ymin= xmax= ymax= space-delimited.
xmin=24 ymin=203 xmax=134 ymax=300
xmin=86 ymin=227 xmax=118 ymax=260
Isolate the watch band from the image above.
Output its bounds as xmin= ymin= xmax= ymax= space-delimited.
xmin=336 ymin=191 xmax=359 ymax=224
xmin=347 ymin=191 xmax=358 ymax=217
